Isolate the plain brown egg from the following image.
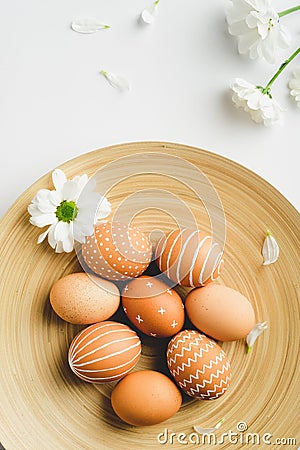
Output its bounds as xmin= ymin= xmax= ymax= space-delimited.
xmin=50 ymin=272 xmax=120 ymax=324
xmin=185 ymin=284 xmax=256 ymax=341
xmin=111 ymin=370 xmax=182 ymax=426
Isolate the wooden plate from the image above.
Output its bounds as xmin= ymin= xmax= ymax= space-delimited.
xmin=0 ymin=142 xmax=299 ymax=449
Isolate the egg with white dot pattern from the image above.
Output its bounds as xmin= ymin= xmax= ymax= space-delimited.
xmin=82 ymin=222 xmax=152 ymax=281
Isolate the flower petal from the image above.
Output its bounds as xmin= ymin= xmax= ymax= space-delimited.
xmin=34 ymin=189 xmax=49 ymax=203
xmin=246 ymin=321 xmax=268 ymax=352
xmin=28 ymin=203 xmax=42 ymax=217
xmin=277 ymin=24 xmax=291 ymax=49
xmin=289 ymin=67 xmax=300 ymax=107
xmin=72 ymin=174 xmax=89 ymax=195
xmin=95 ymin=196 xmax=111 ymax=220
xmin=228 ymin=19 xmax=250 ymax=36
xmin=52 ymin=169 xmax=67 ymax=194
xmin=141 ymin=2 xmax=159 ymax=25
xmin=62 ymin=235 xmax=74 ymax=253
xmin=62 ymin=180 xmax=80 ymax=202
xmin=29 ymin=213 xmax=57 ymax=228
xmin=54 ymin=221 xmax=70 ymax=242
xmin=194 ymin=419 xmax=225 ymax=435
xmin=37 ymin=227 xmax=50 ymax=244
xmin=71 ymin=18 xmax=110 ymax=34
xmin=55 ymin=241 xmax=65 ymax=253
xmin=101 ymin=70 xmax=130 ymax=91
xmin=262 ymin=230 xmax=279 ymax=265
xmin=48 ymin=222 xmax=58 ymax=249
xmin=238 ymin=30 xmax=259 ymax=54
xmin=48 ymin=190 xmax=62 ymax=206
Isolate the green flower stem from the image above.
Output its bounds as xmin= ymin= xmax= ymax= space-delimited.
xmin=278 ymin=5 xmax=300 ymax=17
xmin=262 ymin=47 xmax=300 ymax=94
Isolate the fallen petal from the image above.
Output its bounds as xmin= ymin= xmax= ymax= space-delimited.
xmin=71 ymin=18 xmax=110 ymax=34
xmin=262 ymin=230 xmax=279 ymax=265
xmin=101 ymin=70 xmax=130 ymax=91
xmin=194 ymin=418 xmax=225 ymax=435
xmin=246 ymin=321 xmax=268 ymax=352
xmin=141 ymin=1 xmax=159 ymax=24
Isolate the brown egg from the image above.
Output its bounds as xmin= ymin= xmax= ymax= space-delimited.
xmin=122 ymin=276 xmax=185 ymax=338
xmin=82 ymin=222 xmax=152 ymax=281
xmin=68 ymin=321 xmax=141 ymax=383
xmin=111 ymin=370 xmax=182 ymax=425
xmin=155 ymin=228 xmax=224 ymax=287
xmin=167 ymin=330 xmax=231 ymax=400
xmin=50 ymin=272 xmax=120 ymax=324
xmin=185 ymin=284 xmax=256 ymax=341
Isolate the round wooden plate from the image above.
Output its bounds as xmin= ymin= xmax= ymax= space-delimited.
xmin=0 ymin=142 xmax=299 ymax=450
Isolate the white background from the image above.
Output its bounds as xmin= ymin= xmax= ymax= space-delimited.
xmin=0 ymin=0 xmax=299 ymax=218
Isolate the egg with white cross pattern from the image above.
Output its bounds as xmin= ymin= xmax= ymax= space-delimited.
xmin=121 ymin=276 xmax=185 ymax=338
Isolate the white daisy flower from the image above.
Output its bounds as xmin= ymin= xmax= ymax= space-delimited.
xmin=289 ymin=67 xmax=300 ymax=107
xmin=226 ymin=0 xmax=291 ymax=64
xmin=231 ymin=78 xmax=283 ymax=126
xmin=231 ymin=47 xmax=300 ymax=125
xmin=28 ymin=169 xmax=111 ymax=253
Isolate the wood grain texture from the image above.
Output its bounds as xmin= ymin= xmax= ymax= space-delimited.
xmin=0 ymin=142 xmax=299 ymax=449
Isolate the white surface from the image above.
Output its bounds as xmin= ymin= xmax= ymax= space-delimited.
xmin=0 ymin=0 xmax=299 ymax=218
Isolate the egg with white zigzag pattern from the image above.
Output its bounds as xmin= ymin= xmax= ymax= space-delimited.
xmin=166 ymin=330 xmax=231 ymax=400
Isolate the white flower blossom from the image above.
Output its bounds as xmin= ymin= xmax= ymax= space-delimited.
xmin=262 ymin=230 xmax=279 ymax=265
xmin=246 ymin=321 xmax=268 ymax=352
xmin=289 ymin=67 xmax=300 ymax=107
xmin=231 ymin=78 xmax=283 ymax=126
xmin=28 ymin=169 xmax=111 ymax=253
xmin=226 ymin=0 xmax=291 ymax=64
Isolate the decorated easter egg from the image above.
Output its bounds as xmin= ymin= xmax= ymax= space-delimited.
xmin=50 ymin=272 xmax=120 ymax=324
xmin=122 ymin=275 xmax=185 ymax=338
xmin=167 ymin=330 xmax=231 ymax=400
xmin=185 ymin=284 xmax=256 ymax=341
xmin=82 ymin=222 xmax=152 ymax=281
xmin=155 ymin=228 xmax=223 ymax=287
xmin=111 ymin=370 xmax=182 ymax=426
xmin=68 ymin=321 xmax=141 ymax=383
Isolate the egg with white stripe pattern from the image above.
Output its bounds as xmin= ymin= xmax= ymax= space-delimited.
xmin=68 ymin=321 xmax=141 ymax=383
xmin=166 ymin=330 xmax=231 ymax=400
xmin=155 ymin=228 xmax=224 ymax=287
